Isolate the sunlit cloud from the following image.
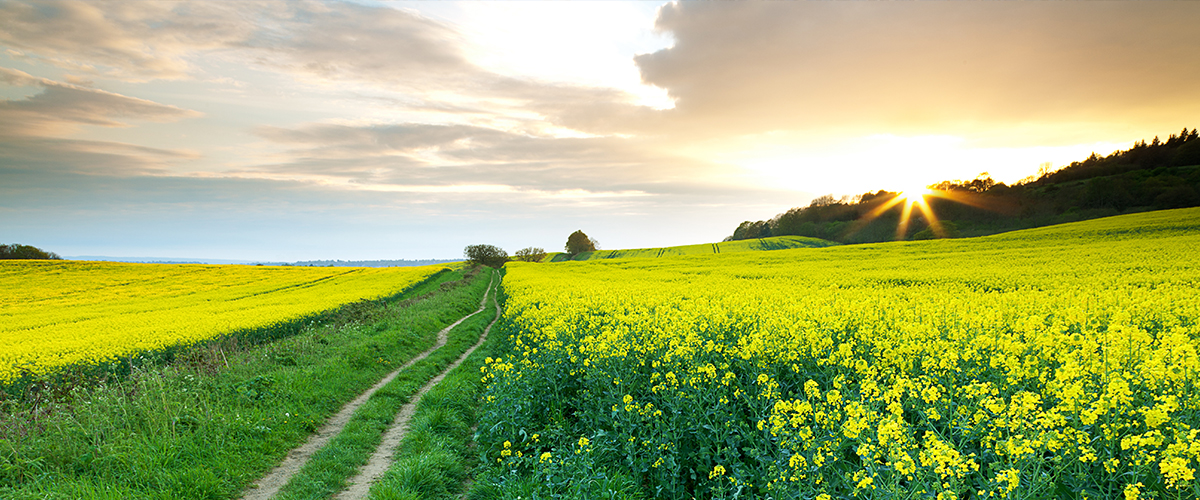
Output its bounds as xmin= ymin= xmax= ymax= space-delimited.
xmin=724 ymin=134 xmax=1135 ymax=196
xmin=3 ymin=0 xmax=1199 ymax=259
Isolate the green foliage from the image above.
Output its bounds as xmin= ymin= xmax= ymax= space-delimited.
xmin=512 ymin=247 xmax=547 ymax=263
xmin=370 ymin=291 xmax=503 ymax=500
xmin=565 ymin=230 xmax=596 ymax=255
xmin=912 ymin=220 xmax=960 ymax=240
xmin=730 ymin=128 xmax=1200 ymax=244
xmin=276 ymin=271 xmax=495 ymax=499
xmin=464 ymin=244 xmax=508 ymax=268
xmin=0 ymin=268 xmax=492 ymax=499
xmin=0 ymin=243 xmax=61 ymax=260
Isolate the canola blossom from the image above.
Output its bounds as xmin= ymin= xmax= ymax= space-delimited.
xmin=0 ymin=261 xmax=444 ymax=382
xmin=479 ymin=208 xmax=1200 ymax=499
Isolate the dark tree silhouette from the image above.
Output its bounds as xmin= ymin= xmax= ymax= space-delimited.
xmin=565 ymin=230 xmax=596 ymax=255
xmin=464 ymin=244 xmax=508 ymax=268
xmin=513 ymin=247 xmax=547 ymax=262
xmin=725 ymin=127 xmax=1200 ymax=244
xmin=0 ymin=244 xmax=62 ymax=260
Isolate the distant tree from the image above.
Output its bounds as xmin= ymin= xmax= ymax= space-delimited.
xmin=1172 ymin=138 xmax=1200 ymax=167
xmin=513 ymin=247 xmax=547 ymax=262
xmin=0 ymin=244 xmax=62 ymax=260
xmin=1084 ymin=177 xmax=1132 ymax=210
xmin=730 ymin=220 xmax=772 ymax=240
xmin=463 ymin=244 xmax=508 ymax=268
xmin=911 ymin=220 xmax=961 ymax=240
xmin=1155 ymin=186 xmax=1200 ymax=209
xmin=931 ymin=174 xmax=996 ymax=193
xmin=565 ymin=230 xmax=596 ymax=255
xmin=808 ymin=194 xmax=837 ymax=207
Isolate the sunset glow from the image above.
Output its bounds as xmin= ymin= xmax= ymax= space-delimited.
xmin=2 ymin=1 xmax=1199 ymax=260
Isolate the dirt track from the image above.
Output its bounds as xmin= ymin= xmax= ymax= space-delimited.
xmin=241 ymin=273 xmax=497 ymax=500
xmin=334 ymin=274 xmax=501 ymax=499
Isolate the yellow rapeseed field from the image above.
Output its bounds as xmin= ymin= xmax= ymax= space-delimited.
xmin=479 ymin=208 xmax=1200 ymax=499
xmin=0 ymin=261 xmax=443 ymax=383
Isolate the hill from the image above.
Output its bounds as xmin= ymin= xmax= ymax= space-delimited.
xmin=483 ymin=207 xmax=1200 ymax=499
xmin=729 ymin=127 xmax=1200 ymax=243
xmin=543 ymin=235 xmax=837 ymax=262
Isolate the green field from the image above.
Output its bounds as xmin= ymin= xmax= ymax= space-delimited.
xmin=0 ymin=267 xmax=498 ymax=499
xmin=546 ymin=234 xmax=837 ymax=262
xmin=475 ymin=208 xmax=1200 ymax=500
xmin=6 ymin=209 xmax=1200 ymax=500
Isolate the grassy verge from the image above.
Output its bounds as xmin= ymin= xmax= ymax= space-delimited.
xmin=275 ymin=273 xmax=498 ymax=499
xmin=365 ymin=290 xmax=502 ymax=500
xmin=0 ymin=266 xmax=492 ymax=499
xmin=348 ymin=272 xmax=509 ymax=500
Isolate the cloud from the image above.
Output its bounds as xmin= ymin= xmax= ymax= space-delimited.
xmin=0 ymin=1 xmax=654 ymax=138
xmin=0 ymin=0 xmax=255 ymax=80
xmin=0 ymin=1 xmax=478 ymax=85
xmin=635 ymin=1 xmax=1200 ymax=143
xmin=243 ymin=1 xmax=472 ymax=87
xmin=244 ymin=121 xmax=727 ymax=196
xmin=0 ymin=67 xmax=201 ymax=136
xmin=0 ymin=68 xmax=202 ymax=175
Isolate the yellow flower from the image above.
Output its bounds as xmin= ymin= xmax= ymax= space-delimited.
xmin=1124 ymin=482 xmax=1143 ymax=500
xmin=709 ymin=465 xmax=726 ymax=479
xmin=998 ymin=468 xmax=1020 ymax=494
xmin=1161 ymin=456 xmax=1195 ymax=489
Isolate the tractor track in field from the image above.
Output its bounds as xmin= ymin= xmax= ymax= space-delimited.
xmin=241 ymin=272 xmax=498 ymax=500
xmin=334 ymin=273 xmax=501 ymax=500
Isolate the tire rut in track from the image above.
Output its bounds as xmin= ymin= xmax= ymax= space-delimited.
xmin=333 ymin=275 xmax=502 ymax=500
xmin=240 ymin=273 xmax=497 ymax=500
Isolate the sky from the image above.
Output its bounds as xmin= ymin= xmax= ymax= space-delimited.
xmin=2 ymin=1 xmax=1199 ymax=261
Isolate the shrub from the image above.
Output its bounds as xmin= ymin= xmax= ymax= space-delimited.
xmin=513 ymin=247 xmax=547 ymax=263
xmin=464 ymin=244 xmax=508 ymax=268
xmin=564 ymin=231 xmax=596 ymax=255
xmin=0 ymin=244 xmax=61 ymax=260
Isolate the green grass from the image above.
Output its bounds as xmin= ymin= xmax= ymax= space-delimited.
xmin=369 ymin=282 xmax=503 ymax=500
xmin=276 ymin=274 xmax=498 ymax=499
xmin=545 ymin=235 xmax=836 ymax=262
xmin=0 ymin=266 xmax=493 ymax=499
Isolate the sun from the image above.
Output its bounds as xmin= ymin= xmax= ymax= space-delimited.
xmin=841 ymin=182 xmax=947 ymax=241
xmin=895 ymin=183 xmax=933 ymax=206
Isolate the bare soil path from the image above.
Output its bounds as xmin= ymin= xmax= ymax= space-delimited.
xmin=241 ymin=273 xmax=497 ymax=500
xmin=333 ymin=275 xmax=502 ymax=500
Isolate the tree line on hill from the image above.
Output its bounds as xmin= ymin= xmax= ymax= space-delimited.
xmin=0 ymin=244 xmax=62 ymax=260
xmin=464 ymin=230 xmax=599 ymax=268
xmin=729 ymin=128 xmax=1200 ymax=243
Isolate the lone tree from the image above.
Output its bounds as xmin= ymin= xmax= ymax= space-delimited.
xmin=463 ymin=244 xmax=508 ymax=268
xmin=0 ymin=244 xmax=62 ymax=260
xmin=565 ymin=230 xmax=597 ymax=255
xmin=513 ymin=247 xmax=547 ymax=262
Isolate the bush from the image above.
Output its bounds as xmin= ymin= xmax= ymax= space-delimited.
xmin=0 ymin=244 xmax=62 ymax=260
xmin=564 ymin=231 xmax=596 ymax=255
xmin=911 ymin=220 xmax=961 ymax=240
xmin=513 ymin=247 xmax=547 ymax=263
xmin=464 ymin=244 xmax=508 ymax=268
